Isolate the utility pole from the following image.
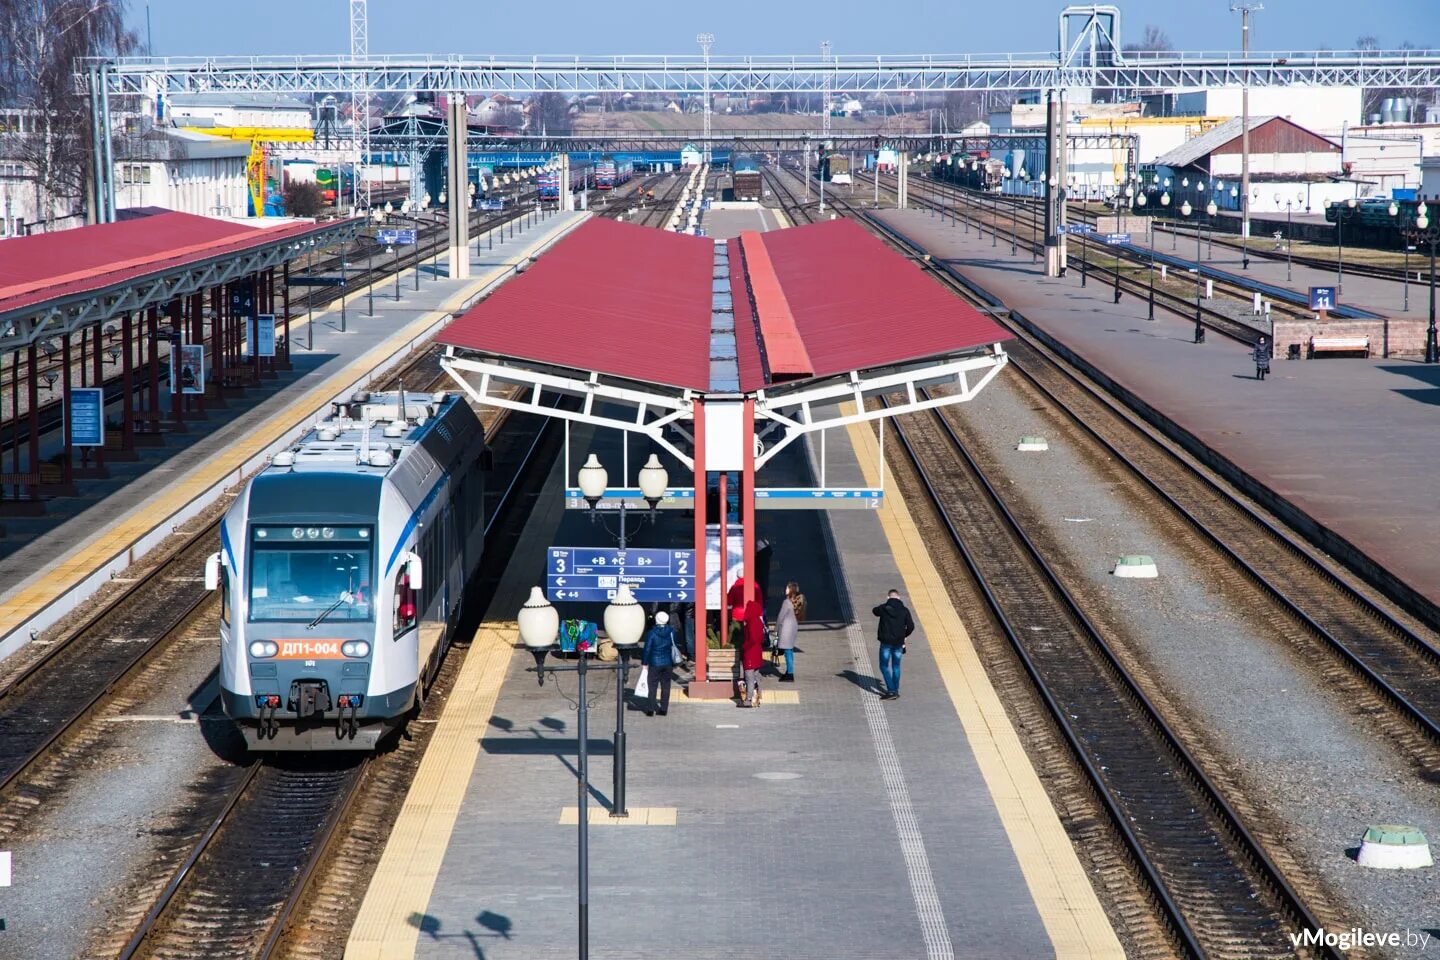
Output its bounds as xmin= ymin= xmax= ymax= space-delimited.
xmin=697 ymin=33 xmax=714 ymax=165
xmin=1232 ymin=2 xmax=1262 ymax=270
xmin=350 ymin=0 xmax=371 ymax=210
xmin=820 ymin=40 xmax=832 ymax=215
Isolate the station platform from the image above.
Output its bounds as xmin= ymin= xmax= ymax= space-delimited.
xmin=703 ymin=204 xmax=788 ymax=240
xmin=345 ymin=406 xmax=1125 ymax=958
xmin=1137 ymin=219 xmax=1411 ymax=318
xmin=874 ymin=207 xmax=1440 ymax=614
xmin=0 ymin=211 xmax=588 ymax=660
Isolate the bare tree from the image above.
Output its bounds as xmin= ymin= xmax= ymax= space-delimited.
xmin=528 ymin=92 xmax=572 ymax=135
xmin=1122 ymin=25 xmax=1173 ymax=54
xmin=0 ymin=0 xmax=136 ymax=229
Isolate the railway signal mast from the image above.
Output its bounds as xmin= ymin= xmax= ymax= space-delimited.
xmin=350 ymin=0 xmax=371 ymax=210
xmin=697 ymin=33 xmax=714 ymax=165
xmin=1232 ymin=1 xmax=1262 ymax=270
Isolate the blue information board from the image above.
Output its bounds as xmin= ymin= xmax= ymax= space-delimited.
xmin=1309 ymin=286 xmax=1337 ymax=311
xmin=249 ymin=314 xmax=277 ymax=358
xmin=377 ymin=228 xmax=417 ymax=245
xmin=476 ymin=199 xmax=506 ymax=210
xmin=1102 ymin=232 xmax=1131 ymax=245
xmin=1060 ymin=224 xmax=1095 ymax=235
xmin=546 ymin=547 xmax=696 ymax=603
xmin=69 ymin=387 xmax=104 ymax=447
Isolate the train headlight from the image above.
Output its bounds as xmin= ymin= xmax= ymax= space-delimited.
xmin=249 ymin=640 xmax=279 ymax=658
xmin=322 ymin=527 xmax=336 ymax=539
xmin=341 ymin=641 xmax=371 ymax=658
xmin=306 ymin=527 xmax=320 ymax=539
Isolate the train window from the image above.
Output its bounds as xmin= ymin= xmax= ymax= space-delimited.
xmin=393 ymin=572 xmax=417 ymax=637
xmin=247 ymin=525 xmax=374 ymax=622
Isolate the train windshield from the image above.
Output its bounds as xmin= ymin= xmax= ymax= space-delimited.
xmin=248 ymin=525 xmax=375 ymax=622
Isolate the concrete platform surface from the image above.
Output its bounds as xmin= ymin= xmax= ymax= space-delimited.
xmin=0 ymin=211 xmax=588 ymax=658
xmin=346 ymin=406 xmax=1124 ymax=959
xmin=877 ymin=207 xmax=1440 ymax=612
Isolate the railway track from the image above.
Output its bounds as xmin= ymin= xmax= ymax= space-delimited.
xmin=885 ymin=170 xmax=1407 ymax=319
xmin=881 ymin=393 xmax=1339 ymax=959
xmin=849 ymin=169 xmax=1291 ymax=344
xmin=113 ymin=393 xmax=560 ymax=960
xmin=0 ymin=342 xmax=448 ymax=805
xmin=861 ymin=212 xmax=1440 ymax=749
xmin=765 ymin=160 xmax=1440 ymax=953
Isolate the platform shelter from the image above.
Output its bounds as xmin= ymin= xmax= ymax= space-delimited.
xmin=0 ymin=211 xmax=359 ymax=513
xmin=438 ymin=216 xmax=1010 ymax=692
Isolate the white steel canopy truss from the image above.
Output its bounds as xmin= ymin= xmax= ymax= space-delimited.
xmin=440 ymin=344 xmax=1008 ymax=474
xmin=0 ymin=220 xmax=361 ymax=353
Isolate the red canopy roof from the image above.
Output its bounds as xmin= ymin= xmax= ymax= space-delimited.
xmin=0 ymin=211 xmax=335 ymax=317
xmin=743 ymin=218 xmax=1007 ymax=390
xmin=442 ymin=215 xmax=1009 ymax=395
xmin=440 ymin=217 xmax=715 ymax=391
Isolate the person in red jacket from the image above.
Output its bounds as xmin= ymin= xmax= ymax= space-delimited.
xmin=737 ymin=598 xmax=766 ymax=707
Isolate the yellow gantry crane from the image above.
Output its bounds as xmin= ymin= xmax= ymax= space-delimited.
xmin=181 ymin=126 xmax=315 ymax=218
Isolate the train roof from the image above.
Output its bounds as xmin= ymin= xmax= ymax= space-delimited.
xmin=262 ymin=391 xmax=483 ymax=480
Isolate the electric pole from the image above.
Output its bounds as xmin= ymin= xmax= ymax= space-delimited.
xmin=350 ymin=0 xmax=371 ymax=210
xmin=697 ymin=33 xmax=714 ymax=165
xmin=1232 ymin=2 xmax=1262 ymax=270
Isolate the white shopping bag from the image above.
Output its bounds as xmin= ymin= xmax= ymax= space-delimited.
xmin=632 ymin=665 xmax=650 ymax=699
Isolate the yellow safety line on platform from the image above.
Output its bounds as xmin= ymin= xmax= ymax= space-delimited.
xmin=671 ymin=687 xmax=799 ymax=704
xmin=843 ymin=406 xmax=1126 ymax=960
xmin=559 ymin=805 xmax=678 ymax=825
xmin=345 ymin=624 xmax=517 ymax=960
xmin=0 ymin=218 xmax=581 ymax=646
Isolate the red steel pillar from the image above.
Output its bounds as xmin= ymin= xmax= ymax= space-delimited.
xmin=91 ymin=322 xmax=105 ymax=472
xmin=168 ymin=299 xmax=184 ymax=427
xmin=9 ymin=348 xmax=18 ymax=498
xmin=60 ymin=332 xmax=73 ymax=487
xmin=692 ymin=400 xmax=707 ymax=686
xmin=742 ymin=397 xmax=756 ymax=606
xmin=26 ymin=343 xmax=38 ymax=500
xmin=281 ymin=261 xmax=292 ymax=368
xmin=121 ymin=312 xmax=134 ymax=454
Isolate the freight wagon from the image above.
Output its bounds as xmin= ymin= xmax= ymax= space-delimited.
xmin=733 ymin=154 xmax=762 ymax=200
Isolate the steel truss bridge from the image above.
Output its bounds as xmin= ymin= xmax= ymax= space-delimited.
xmin=93 ymin=50 xmax=1440 ymax=97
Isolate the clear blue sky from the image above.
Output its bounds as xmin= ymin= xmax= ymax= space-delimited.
xmin=131 ymin=0 xmax=1440 ymax=57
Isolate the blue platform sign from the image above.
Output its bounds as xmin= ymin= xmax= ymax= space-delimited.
xmin=377 ymin=228 xmax=417 ymax=245
xmin=69 ymin=387 xmax=104 ymax=448
xmin=1309 ymin=286 xmax=1337 ymax=311
xmin=1102 ymin=232 xmax=1131 ymax=245
xmin=476 ymin=198 xmax=506 ymax=210
xmin=1060 ymin=223 xmax=1095 ymax=235
xmin=546 ymin=547 xmax=697 ymax=603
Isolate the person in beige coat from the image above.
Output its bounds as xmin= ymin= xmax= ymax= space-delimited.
xmin=776 ymin=581 xmax=805 ymax=683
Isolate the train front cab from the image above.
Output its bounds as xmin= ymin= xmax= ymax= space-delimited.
xmin=209 ymin=475 xmax=430 ymax=752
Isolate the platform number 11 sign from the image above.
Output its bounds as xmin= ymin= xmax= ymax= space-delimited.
xmin=1309 ymin=286 xmax=1337 ymax=312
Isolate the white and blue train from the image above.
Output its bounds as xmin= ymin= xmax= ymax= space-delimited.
xmin=206 ymin=390 xmax=487 ymax=750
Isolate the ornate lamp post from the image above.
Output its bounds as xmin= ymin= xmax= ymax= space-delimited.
xmin=520 ymin=581 xmax=648 ymax=960
xmin=1325 ymin=196 xmax=1358 ymax=295
xmin=1183 ymin=198 xmax=1217 ymax=343
xmin=1404 ymin=202 xmax=1440 ymax=363
xmin=1389 ymin=200 xmax=1414 ymax=313
xmin=1134 ymin=191 xmax=1155 ymax=320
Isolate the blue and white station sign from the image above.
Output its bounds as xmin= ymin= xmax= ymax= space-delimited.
xmin=1102 ymin=232 xmax=1131 ymax=245
xmin=547 ymin=547 xmax=697 ymax=603
xmin=1308 ymin=286 xmax=1338 ymax=311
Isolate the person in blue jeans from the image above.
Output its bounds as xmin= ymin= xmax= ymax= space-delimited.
xmin=871 ymin=589 xmax=915 ymax=700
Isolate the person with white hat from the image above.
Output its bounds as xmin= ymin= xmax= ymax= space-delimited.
xmin=640 ymin=610 xmax=678 ymax=716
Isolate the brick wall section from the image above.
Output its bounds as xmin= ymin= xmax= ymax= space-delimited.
xmin=1271 ymin=317 xmax=1428 ymax=358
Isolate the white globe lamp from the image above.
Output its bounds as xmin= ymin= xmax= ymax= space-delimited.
xmin=604 ymin=584 xmax=645 ymax=649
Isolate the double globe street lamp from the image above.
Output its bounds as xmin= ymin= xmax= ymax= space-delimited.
xmin=1183 ymin=197 xmax=1218 ymax=344
xmin=1403 ymin=202 xmax=1440 ymax=364
xmin=518 ymin=580 xmax=648 ymax=960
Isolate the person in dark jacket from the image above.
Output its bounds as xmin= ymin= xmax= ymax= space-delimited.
xmin=640 ymin=611 xmax=677 ymax=716
xmin=1253 ymin=337 xmax=1271 ymax=380
xmin=871 ymin=589 xmax=915 ymax=700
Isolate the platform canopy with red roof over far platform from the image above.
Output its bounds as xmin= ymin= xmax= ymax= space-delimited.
xmin=439 ymin=215 xmax=1011 ymax=473
xmin=0 ymin=210 xmax=361 ymax=353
